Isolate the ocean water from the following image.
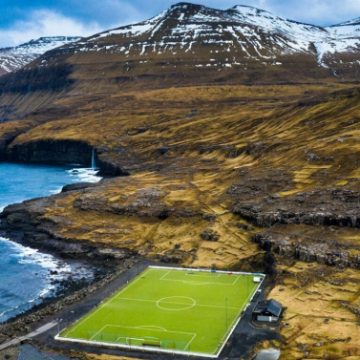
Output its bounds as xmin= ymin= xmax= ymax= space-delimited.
xmin=0 ymin=162 xmax=101 ymax=323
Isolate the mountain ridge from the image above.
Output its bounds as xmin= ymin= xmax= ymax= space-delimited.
xmin=50 ymin=1 xmax=359 ymax=73
xmin=1 ymin=2 xmax=360 ymax=84
xmin=0 ymin=36 xmax=81 ymax=76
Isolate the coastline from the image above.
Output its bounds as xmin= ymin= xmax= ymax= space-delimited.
xmin=0 ymin=217 xmax=139 ymax=345
xmin=0 ymin=164 xmax=103 ymax=329
xmin=0 ymin=235 xmax=94 ymax=324
xmin=0 ymin=204 xmax=139 ymax=344
xmin=0 ymin=254 xmax=139 ymax=346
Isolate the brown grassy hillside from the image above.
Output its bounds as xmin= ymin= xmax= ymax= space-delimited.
xmin=0 ymin=83 xmax=359 ymax=358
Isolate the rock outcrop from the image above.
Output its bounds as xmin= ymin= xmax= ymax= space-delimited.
xmin=0 ymin=195 xmax=132 ymax=262
xmin=233 ymin=189 xmax=360 ymax=228
xmin=254 ymin=227 xmax=360 ymax=269
xmin=6 ymin=139 xmax=93 ymax=166
xmin=61 ymin=182 xmax=98 ymax=192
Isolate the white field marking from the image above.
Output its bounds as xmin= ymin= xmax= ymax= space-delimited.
xmin=160 ymin=279 xmax=216 ymax=285
xmin=103 ymin=324 xmax=196 ymax=336
xmin=101 ymin=324 xmax=196 ymax=348
xmin=64 ymin=268 xmax=152 ymax=335
xmin=156 ymin=296 xmax=196 ymax=311
xmin=116 ymin=336 xmax=160 ymax=345
xmin=185 ymin=333 xmax=197 ymax=351
xmin=90 ymin=325 xmax=108 ymax=341
xmin=214 ymin=278 xmax=264 ymax=358
xmin=117 ymin=297 xmax=239 ymax=310
xmin=111 ymin=268 xmax=152 ymax=302
xmin=55 ymin=336 xmax=214 ymax=358
xmin=159 ymin=268 xmax=241 ymax=286
xmin=116 ymin=336 xmax=142 ymax=343
xmin=220 ymin=281 xmax=257 ymax=342
xmin=184 ymin=272 xmax=221 ymax=278
xmin=160 ymin=270 xmax=171 ymax=280
xmin=127 ymin=337 xmax=147 ymax=345
xmin=159 ymin=277 xmax=240 ymax=286
xmin=137 ymin=325 xmax=167 ymax=331
xmin=149 ymin=265 xmax=266 ymax=278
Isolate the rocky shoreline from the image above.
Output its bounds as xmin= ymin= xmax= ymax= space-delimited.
xmin=0 ymin=189 xmax=139 ymax=344
xmin=0 ymin=262 xmax=138 ymax=347
xmin=0 ymin=239 xmax=137 ymax=344
xmin=0 ymin=243 xmax=136 ymax=338
xmin=0 ymin=187 xmax=137 ymax=263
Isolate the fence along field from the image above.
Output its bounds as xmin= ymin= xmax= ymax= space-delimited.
xmin=56 ymin=266 xmax=264 ymax=357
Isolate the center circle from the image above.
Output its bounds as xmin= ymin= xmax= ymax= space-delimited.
xmin=156 ymin=296 xmax=196 ymax=311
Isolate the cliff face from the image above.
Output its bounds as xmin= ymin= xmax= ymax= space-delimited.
xmin=6 ymin=139 xmax=93 ymax=166
xmin=233 ymin=189 xmax=360 ymax=228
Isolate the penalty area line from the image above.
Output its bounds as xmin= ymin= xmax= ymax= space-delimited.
xmin=117 ymin=297 xmax=239 ymax=310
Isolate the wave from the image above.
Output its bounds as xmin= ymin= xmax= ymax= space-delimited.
xmin=48 ymin=168 xmax=101 ymax=195
xmin=0 ymin=237 xmax=93 ymax=322
xmin=66 ymin=167 xmax=102 ymax=183
xmin=1 ymin=237 xmax=69 ymax=272
xmin=0 ymin=163 xmax=97 ymax=323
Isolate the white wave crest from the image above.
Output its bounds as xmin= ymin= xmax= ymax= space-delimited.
xmin=66 ymin=167 xmax=102 ymax=183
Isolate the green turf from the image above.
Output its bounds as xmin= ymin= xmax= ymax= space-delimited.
xmin=59 ymin=267 xmax=263 ymax=357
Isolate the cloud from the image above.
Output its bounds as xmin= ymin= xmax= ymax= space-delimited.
xmin=1 ymin=0 xmax=360 ymax=48
xmin=84 ymin=0 xmax=144 ymax=24
xmin=252 ymin=0 xmax=360 ymax=24
xmin=0 ymin=9 xmax=103 ymax=47
xmin=197 ymin=0 xmax=360 ymax=24
xmin=55 ymin=0 xmax=146 ymax=31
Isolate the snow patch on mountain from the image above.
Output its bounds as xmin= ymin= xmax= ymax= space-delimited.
xmin=41 ymin=3 xmax=360 ymax=72
xmin=0 ymin=36 xmax=81 ymax=75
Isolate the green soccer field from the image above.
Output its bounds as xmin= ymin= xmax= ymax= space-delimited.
xmin=57 ymin=266 xmax=264 ymax=357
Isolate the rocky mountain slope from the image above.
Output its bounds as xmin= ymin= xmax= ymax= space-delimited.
xmin=29 ymin=2 xmax=360 ymax=81
xmin=0 ymin=36 xmax=81 ymax=76
xmin=1 ymin=2 xmax=360 ymax=124
xmin=82 ymin=3 xmax=360 ymax=64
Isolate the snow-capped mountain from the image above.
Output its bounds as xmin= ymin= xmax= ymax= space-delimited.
xmin=0 ymin=36 xmax=81 ymax=76
xmin=53 ymin=2 xmax=359 ymax=70
xmin=332 ymin=17 xmax=360 ymax=27
xmin=6 ymin=2 xmax=359 ymax=86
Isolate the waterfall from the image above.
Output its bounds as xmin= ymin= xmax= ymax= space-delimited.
xmin=91 ymin=148 xmax=97 ymax=169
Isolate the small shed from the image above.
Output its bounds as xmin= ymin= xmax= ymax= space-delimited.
xmin=252 ymin=299 xmax=283 ymax=323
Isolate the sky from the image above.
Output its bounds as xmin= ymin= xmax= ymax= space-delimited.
xmin=0 ymin=0 xmax=360 ymax=47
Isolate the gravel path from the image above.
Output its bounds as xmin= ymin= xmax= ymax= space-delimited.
xmin=0 ymin=321 xmax=57 ymax=351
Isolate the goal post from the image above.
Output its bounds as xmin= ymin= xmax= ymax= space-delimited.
xmin=161 ymin=338 xmax=190 ymax=351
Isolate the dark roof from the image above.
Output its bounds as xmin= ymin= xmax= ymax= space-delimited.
xmin=267 ymin=299 xmax=282 ymax=317
xmin=253 ymin=299 xmax=282 ymax=317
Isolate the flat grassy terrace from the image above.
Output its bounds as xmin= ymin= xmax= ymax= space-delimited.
xmin=57 ymin=266 xmax=264 ymax=357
